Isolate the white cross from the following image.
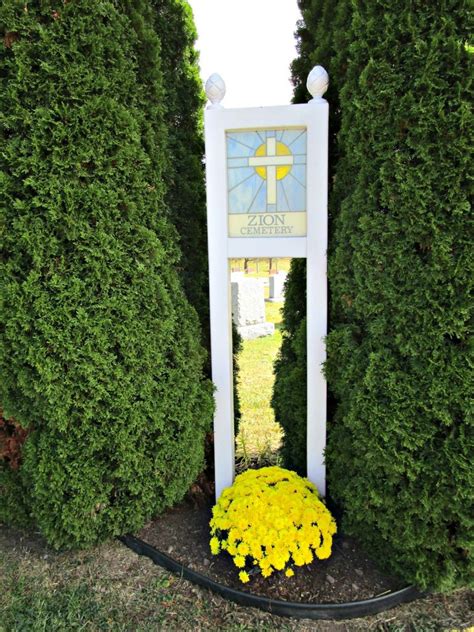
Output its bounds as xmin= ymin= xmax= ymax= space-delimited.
xmin=248 ymin=137 xmax=294 ymax=204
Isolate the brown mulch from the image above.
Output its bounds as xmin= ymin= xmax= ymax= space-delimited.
xmin=137 ymin=497 xmax=406 ymax=605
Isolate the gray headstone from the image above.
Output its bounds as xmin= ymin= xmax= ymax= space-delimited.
xmin=231 ymin=277 xmax=265 ymax=327
xmin=231 ymin=277 xmax=275 ymax=339
xmin=268 ymin=272 xmax=287 ymax=302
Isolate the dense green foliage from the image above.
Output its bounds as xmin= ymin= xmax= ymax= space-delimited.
xmin=327 ymin=0 xmax=473 ymax=591
xmin=0 ymin=0 xmax=213 ymax=548
xmin=272 ymin=259 xmax=307 ymax=472
xmin=151 ymin=0 xmax=208 ymax=328
xmin=274 ymin=0 xmax=473 ymax=590
xmin=272 ymin=0 xmax=352 ymax=473
xmin=149 ymin=0 xmax=241 ymax=435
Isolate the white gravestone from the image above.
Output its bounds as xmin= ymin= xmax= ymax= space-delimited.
xmin=231 ymin=277 xmax=274 ymax=340
xmin=268 ymin=272 xmax=287 ymax=302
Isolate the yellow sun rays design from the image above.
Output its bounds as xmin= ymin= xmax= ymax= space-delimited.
xmin=254 ymin=141 xmax=293 ymax=180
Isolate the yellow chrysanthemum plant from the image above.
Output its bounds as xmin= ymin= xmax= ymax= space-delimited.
xmin=209 ymin=466 xmax=337 ymax=584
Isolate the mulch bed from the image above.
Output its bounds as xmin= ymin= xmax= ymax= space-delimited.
xmin=137 ymin=498 xmax=406 ymax=604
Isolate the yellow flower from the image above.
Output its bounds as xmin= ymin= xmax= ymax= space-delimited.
xmin=239 ymin=571 xmax=250 ymax=584
xmin=316 ymin=544 xmax=332 ymax=560
xmin=238 ymin=541 xmax=249 ymax=556
xmin=233 ymin=555 xmax=246 ymax=568
xmin=259 ymin=557 xmax=271 ymax=570
xmin=209 ymin=466 xmax=336 ymax=583
xmin=305 ymin=550 xmax=314 ymax=564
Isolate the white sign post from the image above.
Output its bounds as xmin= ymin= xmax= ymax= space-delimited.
xmin=205 ymin=67 xmax=329 ymax=500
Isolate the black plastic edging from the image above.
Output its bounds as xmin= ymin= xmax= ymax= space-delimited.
xmin=119 ymin=534 xmax=424 ymax=621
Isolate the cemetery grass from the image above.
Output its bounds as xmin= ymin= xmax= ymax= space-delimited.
xmin=235 ymin=298 xmax=284 ymax=470
xmin=1 ymin=524 xmax=473 ymax=631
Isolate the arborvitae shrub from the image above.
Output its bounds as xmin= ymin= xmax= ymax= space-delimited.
xmin=150 ymin=0 xmax=242 ymax=437
xmin=272 ymin=0 xmax=352 ymax=472
xmin=325 ymin=1 xmax=473 ymax=590
xmin=272 ymin=259 xmax=306 ymax=474
xmin=0 ymin=0 xmax=213 ymax=548
xmin=151 ymin=0 xmax=208 ymax=328
xmin=278 ymin=0 xmax=473 ymax=589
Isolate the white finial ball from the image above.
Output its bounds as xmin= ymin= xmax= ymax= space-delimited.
xmin=307 ymin=65 xmax=329 ymax=101
xmin=205 ymin=73 xmax=226 ymax=108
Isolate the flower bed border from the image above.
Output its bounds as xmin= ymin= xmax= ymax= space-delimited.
xmin=119 ymin=534 xmax=424 ymax=620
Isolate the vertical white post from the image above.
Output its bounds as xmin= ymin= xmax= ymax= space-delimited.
xmin=204 ymin=75 xmax=235 ymax=500
xmin=306 ymin=66 xmax=329 ymax=496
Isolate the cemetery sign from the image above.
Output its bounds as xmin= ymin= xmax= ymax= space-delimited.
xmin=205 ymin=66 xmax=329 ymax=499
xmin=227 ymin=128 xmax=307 ymax=237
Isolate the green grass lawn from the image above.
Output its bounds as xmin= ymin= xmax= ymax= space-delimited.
xmin=235 ymin=299 xmax=284 ymax=470
xmin=0 ymin=527 xmax=292 ymax=631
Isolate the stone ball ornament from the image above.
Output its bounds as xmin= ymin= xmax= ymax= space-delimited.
xmin=205 ymin=73 xmax=226 ymax=108
xmin=307 ymin=65 xmax=329 ymax=101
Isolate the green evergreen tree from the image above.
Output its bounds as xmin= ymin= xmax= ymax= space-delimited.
xmin=121 ymin=0 xmax=243 ymax=468
xmin=120 ymin=0 xmax=169 ymax=208
xmin=272 ymin=259 xmax=307 ymax=472
xmin=272 ymin=0 xmax=353 ymax=472
xmin=326 ymin=0 xmax=473 ymax=590
xmin=150 ymin=0 xmax=208 ymax=328
xmin=0 ymin=0 xmax=213 ymax=548
xmin=150 ymin=0 xmax=241 ymax=434
xmin=276 ymin=0 xmax=473 ymax=589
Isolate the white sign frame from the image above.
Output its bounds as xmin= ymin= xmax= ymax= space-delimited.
xmin=205 ymin=73 xmax=329 ymax=500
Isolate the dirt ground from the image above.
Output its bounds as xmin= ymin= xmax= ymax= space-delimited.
xmin=138 ymin=498 xmax=405 ymax=604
